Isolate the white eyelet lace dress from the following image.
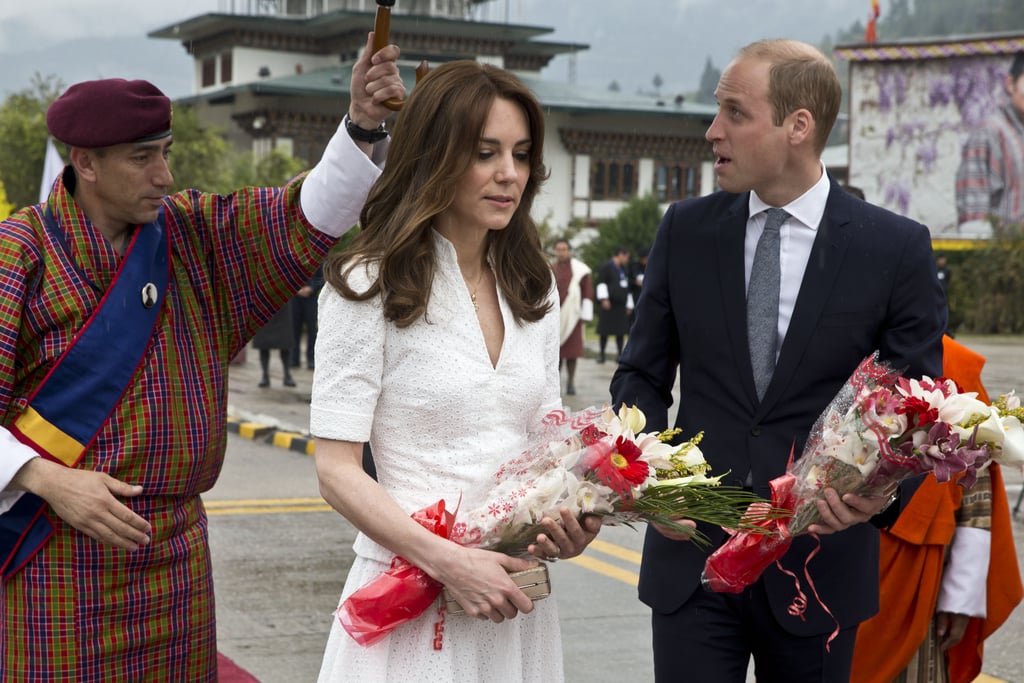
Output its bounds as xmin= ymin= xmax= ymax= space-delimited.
xmin=310 ymin=231 xmax=564 ymax=683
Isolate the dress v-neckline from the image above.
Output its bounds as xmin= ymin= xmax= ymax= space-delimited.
xmin=473 ymin=289 xmax=505 ymax=370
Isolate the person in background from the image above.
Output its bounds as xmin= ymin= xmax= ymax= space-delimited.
xmin=611 ymin=38 xmax=945 ymax=682
xmin=552 ymin=238 xmax=593 ymax=396
xmin=955 ymin=51 xmax=1024 ymax=235
xmin=0 ymin=33 xmax=403 ymax=680
xmin=253 ymin=300 xmax=297 ymax=388
xmin=850 ymin=335 xmax=1023 ymax=683
xmin=630 ymin=246 xmax=649 ymax=297
xmin=628 ymin=246 xmax=649 ymax=327
xmin=594 ymin=246 xmax=632 ymax=364
xmin=935 ymin=255 xmax=951 ymax=299
xmin=291 ymin=265 xmax=324 ymax=370
xmin=310 ymin=60 xmax=600 ymax=682
xmin=935 ymin=254 xmax=953 ymax=336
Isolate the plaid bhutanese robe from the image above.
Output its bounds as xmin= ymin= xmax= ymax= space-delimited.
xmin=955 ymin=102 xmax=1024 ymax=226
xmin=0 ymin=168 xmax=334 ymax=681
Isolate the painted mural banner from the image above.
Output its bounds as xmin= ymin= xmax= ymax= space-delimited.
xmin=837 ymin=34 xmax=1024 ymax=241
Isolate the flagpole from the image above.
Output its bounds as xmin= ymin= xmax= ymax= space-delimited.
xmin=865 ymin=0 xmax=881 ymax=43
xmin=39 ymin=137 xmax=64 ymax=204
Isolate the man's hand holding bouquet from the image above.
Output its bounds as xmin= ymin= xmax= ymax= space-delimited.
xmin=702 ymin=352 xmax=1024 ymax=597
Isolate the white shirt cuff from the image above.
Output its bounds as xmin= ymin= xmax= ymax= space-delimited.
xmin=0 ymin=426 xmax=41 ymax=514
xmin=299 ymin=122 xmax=387 ymax=238
xmin=580 ymin=298 xmax=594 ymax=322
xmin=936 ymin=526 xmax=990 ymax=618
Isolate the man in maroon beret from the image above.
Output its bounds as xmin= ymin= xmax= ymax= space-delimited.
xmin=0 ymin=34 xmax=404 ymax=681
xmin=45 ymin=78 xmax=173 ymax=149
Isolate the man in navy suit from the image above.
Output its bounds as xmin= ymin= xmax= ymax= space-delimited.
xmin=611 ymin=39 xmax=946 ymax=682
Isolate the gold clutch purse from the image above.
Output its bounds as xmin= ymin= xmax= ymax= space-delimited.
xmin=443 ymin=564 xmax=552 ymax=616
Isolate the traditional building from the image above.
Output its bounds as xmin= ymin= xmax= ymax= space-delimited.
xmin=150 ymin=0 xmax=718 ymax=232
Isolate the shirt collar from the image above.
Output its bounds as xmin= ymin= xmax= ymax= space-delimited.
xmin=748 ymin=161 xmax=830 ymax=231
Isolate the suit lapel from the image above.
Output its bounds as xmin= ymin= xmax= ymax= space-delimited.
xmin=760 ymin=185 xmax=854 ymax=413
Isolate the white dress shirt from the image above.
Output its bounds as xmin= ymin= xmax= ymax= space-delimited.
xmin=745 ymin=163 xmax=831 ymax=359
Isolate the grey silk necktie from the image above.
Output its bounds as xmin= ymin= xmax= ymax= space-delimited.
xmin=747 ymin=208 xmax=789 ymax=400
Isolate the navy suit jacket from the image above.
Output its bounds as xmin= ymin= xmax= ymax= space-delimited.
xmin=610 ymin=179 xmax=946 ymax=636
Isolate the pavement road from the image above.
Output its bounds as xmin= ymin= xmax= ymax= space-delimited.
xmin=209 ymin=335 xmax=1024 ymax=682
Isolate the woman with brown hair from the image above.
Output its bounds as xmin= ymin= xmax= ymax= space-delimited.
xmin=311 ymin=60 xmax=600 ymax=682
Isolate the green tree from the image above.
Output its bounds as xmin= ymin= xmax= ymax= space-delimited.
xmin=831 ymin=0 xmax=1024 ymax=44
xmin=0 ymin=179 xmax=14 ymax=220
xmin=231 ymin=147 xmax=307 ymax=188
xmin=580 ymin=194 xmax=663 ymax=271
xmin=695 ymin=57 xmax=720 ymax=105
xmin=0 ymin=83 xmax=308 ymax=205
xmin=0 ymin=74 xmax=64 ymax=210
xmin=168 ymin=106 xmax=234 ymax=193
xmin=948 ymin=223 xmax=1024 ymax=334
xmin=169 ymin=106 xmax=307 ymax=193
xmin=652 ymin=73 xmax=664 ymax=96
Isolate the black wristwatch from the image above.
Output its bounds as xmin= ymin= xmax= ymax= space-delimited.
xmin=344 ymin=115 xmax=388 ymax=144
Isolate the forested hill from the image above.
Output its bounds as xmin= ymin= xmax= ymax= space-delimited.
xmin=835 ymin=0 xmax=1024 ymax=45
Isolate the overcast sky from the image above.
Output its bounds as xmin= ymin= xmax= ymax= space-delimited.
xmin=0 ymin=0 xmax=871 ymax=98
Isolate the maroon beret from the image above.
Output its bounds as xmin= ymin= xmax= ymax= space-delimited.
xmin=46 ymin=78 xmax=172 ymax=148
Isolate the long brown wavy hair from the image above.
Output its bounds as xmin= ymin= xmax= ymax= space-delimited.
xmin=324 ymin=60 xmax=552 ymax=328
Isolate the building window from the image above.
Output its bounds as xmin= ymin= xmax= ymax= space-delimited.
xmin=591 ymin=158 xmax=637 ymax=200
xmin=220 ymin=53 xmax=233 ymax=83
xmin=655 ymin=163 xmax=701 ymax=201
xmin=201 ymin=58 xmax=216 ymax=88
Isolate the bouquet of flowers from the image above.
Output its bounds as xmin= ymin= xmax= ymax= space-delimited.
xmin=702 ymin=352 xmax=1024 ymax=595
xmin=338 ymin=404 xmax=784 ymax=646
xmin=448 ymin=404 xmax=783 ymax=552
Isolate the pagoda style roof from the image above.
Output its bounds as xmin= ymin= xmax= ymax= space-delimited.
xmin=149 ymin=10 xmax=586 ymax=68
xmin=173 ymin=61 xmax=718 ymax=121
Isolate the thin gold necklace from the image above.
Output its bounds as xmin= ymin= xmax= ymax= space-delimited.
xmin=468 ymin=267 xmax=487 ymax=312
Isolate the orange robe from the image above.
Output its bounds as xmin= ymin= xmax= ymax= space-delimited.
xmin=850 ymin=336 xmax=1023 ymax=683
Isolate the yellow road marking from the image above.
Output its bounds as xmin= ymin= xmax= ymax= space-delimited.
xmin=205 ymin=497 xmax=331 ymax=515
xmin=587 ymin=538 xmax=643 ymax=564
xmin=208 ymin=504 xmax=331 ymax=515
xmin=200 ymin=497 xmax=1012 ymax=683
xmin=567 ymin=554 xmax=639 ymax=586
xmin=205 ymin=497 xmax=324 ymax=507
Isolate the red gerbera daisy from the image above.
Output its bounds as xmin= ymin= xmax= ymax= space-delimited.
xmin=594 ymin=435 xmax=650 ymax=500
xmin=897 ymin=396 xmax=939 ymax=429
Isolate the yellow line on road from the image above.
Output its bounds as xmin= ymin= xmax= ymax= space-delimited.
xmin=204 ymin=497 xmax=332 ymax=515
xmin=208 ymin=504 xmax=331 ymax=515
xmin=567 ymin=554 xmax=639 ymax=587
xmin=205 ymin=497 xmax=324 ymax=507
xmin=199 ymin=497 xmax=1012 ymax=683
xmin=587 ymin=538 xmax=643 ymax=564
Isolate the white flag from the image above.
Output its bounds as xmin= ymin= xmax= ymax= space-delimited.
xmin=39 ymin=137 xmax=64 ymax=204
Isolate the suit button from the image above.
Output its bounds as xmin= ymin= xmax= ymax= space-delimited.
xmin=750 ymin=426 xmax=761 ymax=436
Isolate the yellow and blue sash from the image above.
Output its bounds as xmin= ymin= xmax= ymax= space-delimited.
xmin=0 ymin=209 xmax=168 ymax=578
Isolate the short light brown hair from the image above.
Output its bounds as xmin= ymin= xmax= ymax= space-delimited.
xmin=738 ymin=39 xmax=841 ymax=153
